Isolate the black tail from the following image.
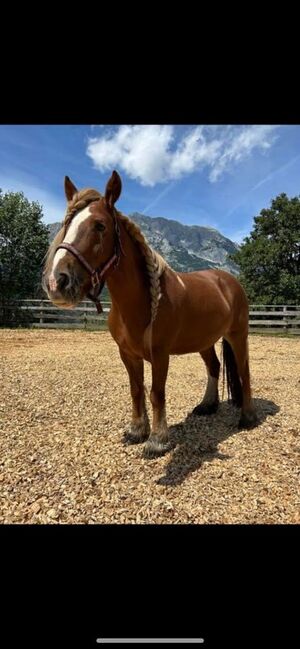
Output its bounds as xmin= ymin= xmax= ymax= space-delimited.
xmin=222 ymin=339 xmax=243 ymax=407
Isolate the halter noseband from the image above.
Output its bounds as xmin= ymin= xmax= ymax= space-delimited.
xmin=55 ymin=202 xmax=123 ymax=313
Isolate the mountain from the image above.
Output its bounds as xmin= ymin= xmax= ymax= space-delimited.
xmin=47 ymin=212 xmax=239 ymax=275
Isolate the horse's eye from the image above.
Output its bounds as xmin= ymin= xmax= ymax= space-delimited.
xmin=95 ymin=222 xmax=105 ymax=232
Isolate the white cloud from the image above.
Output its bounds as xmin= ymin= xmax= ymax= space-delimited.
xmin=169 ymin=126 xmax=223 ymax=178
xmin=209 ymin=125 xmax=279 ymax=182
xmin=87 ymin=125 xmax=174 ymax=186
xmin=86 ymin=125 xmax=280 ymax=187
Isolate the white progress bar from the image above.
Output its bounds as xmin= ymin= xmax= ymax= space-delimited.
xmin=96 ymin=640 xmax=204 ymax=644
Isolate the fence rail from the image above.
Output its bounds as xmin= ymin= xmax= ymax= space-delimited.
xmin=1 ymin=300 xmax=300 ymax=333
xmin=248 ymin=304 xmax=300 ymax=333
xmin=0 ymin=299 xmax=111 ymax=330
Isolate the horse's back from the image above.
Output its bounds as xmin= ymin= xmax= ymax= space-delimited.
xmin=177 ymin=268 xmax=248 ymax=310
xmin=179 ymin=266 xmax=243 ymax=290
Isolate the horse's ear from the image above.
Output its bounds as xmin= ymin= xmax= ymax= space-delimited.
xmin=64 ymin=176 xmax=78 ymax=201
xmin=105 ymin=170 xmax=122 ymax=208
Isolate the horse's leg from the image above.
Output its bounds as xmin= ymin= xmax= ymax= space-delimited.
xmin=119 ymin=348 xmax=150 ymax=444
xmin=225 ymin=332 xmax=258 ymax=428
xmin=143 ymin=352 xmax=170 ymax=458
xmin=192 ymin=346 xmax=220 ymax=416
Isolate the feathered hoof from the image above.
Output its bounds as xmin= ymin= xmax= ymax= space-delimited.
xmin=192 ymin=402 xmax=219 ymax=416
xmin=122 ymin=432 xmax=149 ymax=445
xmin=238 ymin=411 xmax=259 ymax=429
xmin=122 ymin=422 xmax=150 ymax=445
xmin=142 ymin=437 xmax=172 ymax=459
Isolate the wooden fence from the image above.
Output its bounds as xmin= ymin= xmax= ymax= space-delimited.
xmin=1 ymin=300 xmax=300 ymax=333
xmin=0 ymin=299 xmax=111 ymax=330
xmin=247 ymin=304 xmax=300 ymax=334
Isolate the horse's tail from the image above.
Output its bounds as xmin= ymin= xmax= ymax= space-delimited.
xmin=222 ymin=339 xmax=243 ymax=407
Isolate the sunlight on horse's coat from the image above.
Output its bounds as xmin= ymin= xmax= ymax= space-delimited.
xmin=176 ymin=274 xmax=186 ymax=288
xmin=202 ymin=373 xmax=218 ymax=405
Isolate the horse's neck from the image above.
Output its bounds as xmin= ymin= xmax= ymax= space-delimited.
xmin=106 ymin=222 xmax=151 ymax=328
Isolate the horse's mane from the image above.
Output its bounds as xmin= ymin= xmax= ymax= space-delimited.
xmin=45 ymin=188 xmax=169 ymax=323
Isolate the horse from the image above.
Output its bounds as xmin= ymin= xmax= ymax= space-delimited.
xmin=42 ymin=170 xmax=258 ymax=458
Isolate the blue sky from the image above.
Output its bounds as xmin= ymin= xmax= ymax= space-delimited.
xmin=0 ymin=124 xmax=300 ymax=242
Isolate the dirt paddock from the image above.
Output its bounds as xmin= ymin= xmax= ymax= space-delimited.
xmin=0 ymin=329 xmax=299 ymax=524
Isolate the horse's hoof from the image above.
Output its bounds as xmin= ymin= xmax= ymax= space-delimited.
xmin=238 ymin=411 xmax=259 ymax=429
xmin=192 ymin=402 xmax=218 ymax=416
xmin=122 ymin=427 xmax=149 ymax=445
xmin=142 ymin=438 xmax=172 ymax=458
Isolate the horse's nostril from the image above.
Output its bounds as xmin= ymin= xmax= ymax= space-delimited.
xmin=57 ymin=272 xmax=70 ymax=291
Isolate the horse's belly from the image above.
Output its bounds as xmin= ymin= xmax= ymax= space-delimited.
xmin=170 ymin=334 xmax=221 ymax=355
xmin=169 ymin=307 xmax=232 ymax=354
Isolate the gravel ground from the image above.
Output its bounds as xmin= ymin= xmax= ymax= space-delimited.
xmin=0 ymin=329 xmax=299 ymax=524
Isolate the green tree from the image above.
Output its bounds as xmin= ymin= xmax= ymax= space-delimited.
xmin=0 ymin=189 xmax=49 ymax=307
xmin=230 ymin=193 xmax=300 ymax=304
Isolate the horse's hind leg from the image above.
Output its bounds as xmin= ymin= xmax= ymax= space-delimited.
xmin=225 ymin=331 xmax=258 ymax=429
xmin=119 ymin=348 xmax=150 ymax=444
xmin=192 ymin=346 xmax=220 ymax=416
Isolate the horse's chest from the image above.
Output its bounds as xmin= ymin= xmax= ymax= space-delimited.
xmin=108 ymin=311 xmax=145 ymax=358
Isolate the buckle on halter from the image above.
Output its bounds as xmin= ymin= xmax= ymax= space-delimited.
xmin=91 ymin=271 xmax=100 ymax=288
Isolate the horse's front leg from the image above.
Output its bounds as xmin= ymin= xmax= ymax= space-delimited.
xmin=143 ymin=352 xmax=170 ymax=458
xmin=119 ymin=348 xmax=150 ymax=444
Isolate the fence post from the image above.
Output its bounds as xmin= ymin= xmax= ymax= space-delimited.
xmin=283 ymin=305 xmax=288 ymax=332
xmin=39 ymin=300 xmax=44 ymax=324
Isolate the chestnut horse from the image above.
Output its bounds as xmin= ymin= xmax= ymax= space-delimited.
xmin=43 ymin=170 xmax=258 ymax=457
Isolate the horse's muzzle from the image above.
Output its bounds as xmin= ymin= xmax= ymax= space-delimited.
xmin=43 ymin=270 xmax=81 ymax=307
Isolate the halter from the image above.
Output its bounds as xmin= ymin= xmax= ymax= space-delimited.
xmin=55 ymin=201 xmax=123 ymax=313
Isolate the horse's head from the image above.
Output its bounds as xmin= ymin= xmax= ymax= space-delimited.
xmin=42 ymin=170 xmax=122 ymax=308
